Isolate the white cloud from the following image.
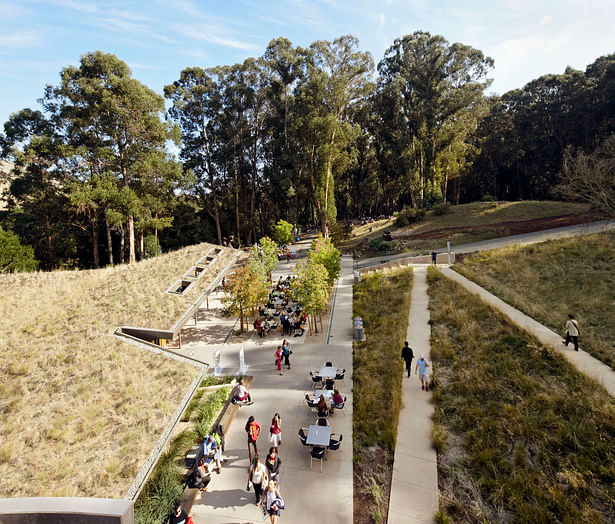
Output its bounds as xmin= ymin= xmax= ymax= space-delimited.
xmin=539 ymin=15 xmax=552 ymax=25
xmin=0 ymin=30 xmax=41 ymax=48
xmin=51 ymin=0 xmax=99 ymax=14
xmin=379 ymin=12 xmax=385 ymax=28
xmin=182 ymin=26 xmax=260 ymax=50
xmin=128 ymin=62 xmax=164 ymax=71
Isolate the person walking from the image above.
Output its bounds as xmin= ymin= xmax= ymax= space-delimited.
xmin=275 ymin=346 xmax=283 ymax=375
xmin=248 ymin=456 xmax=268 ymax=506
xmin=263 ymin=479 xmax=284 ymax=524
xmin=245 ymin=416 xmax=261 ymax=465
xmin=415 ymin=354 xmax=431 ymax=391
xmin=401 ymin=341 xmax=414 ymax=378
xmin=281 ymin=339 xmax=291 ymax=369
xmin=431 ymin=250 xmax=437 ymax=265
xmin=563 ymin=314 xmax=580 ymax=351
xmin=269 ymin=413 xmax=282 ymax=452
xmin=265 ymin=447 xmax=282 ymax=484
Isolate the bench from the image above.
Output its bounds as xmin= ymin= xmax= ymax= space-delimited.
xmin=180 ymin=376 xmax=253 ymax=515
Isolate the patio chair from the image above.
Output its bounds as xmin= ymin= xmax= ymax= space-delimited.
xmin=335 ymin=369 xmax=346 ymax=386
xmin=333 ymin=396 xmax=347 ymax=417
xmin=325 ymin=361 xmax=333 ymax=367
xmin=328 ymin=434 xmax=343 ymax=451
xmin=309 ymin=372 xmax=322 ymax=389
xmin=316 ymin=417 xmax=329 ymax=427
xmin=305 ymin=394 xmax=318 ymax=409
xmin=310 ymin=446 xmax=326 ymax=472
xmin=324 ymin=379 xmax=335 ymax=390
xmin=298 ymin=428 xmax=309 ymax=446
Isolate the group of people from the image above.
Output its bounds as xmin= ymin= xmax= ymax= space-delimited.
xmin=274 ymin=339 xmax=293 ymax=375
xmin=314 ymin=389 xmax=344 ymax=415
xmin=246 ymin=414 xmax=285 ymax=523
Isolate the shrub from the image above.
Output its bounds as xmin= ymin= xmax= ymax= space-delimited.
xmin=394 ymin=206 xmax=426 ymax=227
xmin=481 ymin=194 xmax=497 ymax=202
xmin=378 ymin=240 xmax=399 ymax=252
xmin=432 ymin=203 xmax=451 ymax=216
xmin=272 ymin=219 xmax=294 ymax=245
xmin=0 ymin=227 xmax=38 ymax=272
xmin=144 ymin=234 xmax=162 ymax=258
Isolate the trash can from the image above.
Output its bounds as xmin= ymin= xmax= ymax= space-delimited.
xmin=353 ymin=270 xmax=362 ymax=284
xmin=353 ymin=317 xmax=364 ymax=340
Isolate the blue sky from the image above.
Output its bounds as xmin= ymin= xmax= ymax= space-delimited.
xmin=1 ymin=0 xmax=614 ymax=126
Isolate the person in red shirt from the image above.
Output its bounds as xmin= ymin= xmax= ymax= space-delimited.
xmin=245 ymin=416 xmax=261 ymax=464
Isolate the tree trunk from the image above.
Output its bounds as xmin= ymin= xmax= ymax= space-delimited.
xmin=127 ymin=215 xmax=136 ymax=264
xmin=104 ymin=209 xmax=114 ymax=265
xmin=91 ymin=218 xmax=100 ymax=269
xmin=44 ymin=214 xmax=55 ymax=269
xmin=119 ymin=225 xmax=125 ymax=263
xmin=139 ymin=230 xmax=144 ymax=260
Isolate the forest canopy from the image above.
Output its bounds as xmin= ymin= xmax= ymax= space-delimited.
xmin=1 ymin=33 xmax=614 ymax=270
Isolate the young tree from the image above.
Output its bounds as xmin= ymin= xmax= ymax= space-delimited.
xmin=308 ymin=234 xmax=341 ymax=286
xmin=272 ymin=219 xmax=294 ymax=245
xmin=292 ymin=258 xmax=329 ymax=334
xmin=222 ymin=265 xmax=269 ymax=332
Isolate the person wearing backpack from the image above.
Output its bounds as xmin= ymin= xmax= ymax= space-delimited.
xmin=245 ymin=416 xmax=261 ymax=464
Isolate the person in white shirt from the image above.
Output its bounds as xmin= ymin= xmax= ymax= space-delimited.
xmin=563 ymin=314 xmax=580 ymax=351
xmin=248 ymin=456 xmax=268 ymax=506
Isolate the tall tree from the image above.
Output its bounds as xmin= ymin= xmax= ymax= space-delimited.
xmin=47 ymin=51 xmax=173 ymax=265
xmin=378 ymin=31 xmax=493 ymax=207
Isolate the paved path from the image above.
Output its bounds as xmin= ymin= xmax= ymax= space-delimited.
xmin=183 ymin=253 xmax=354 ymax=524
xmin=358 ymin=219 xmax=615 ymax=269
xmin=388 ymin=266 xmax=438 ymax=524
xmin=442 ymin=267 xmax=615 ymax=397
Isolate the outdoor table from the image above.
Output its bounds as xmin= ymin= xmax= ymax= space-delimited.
xmin=306 ymin=425 xmax=331 ymax=446
xmin=314 ymin=389 xmax=334 ymax=401
xmin=319 ymin=366 xmax=337 ymax=378
xmin=273 ymin=299 xmax=283 ymax=306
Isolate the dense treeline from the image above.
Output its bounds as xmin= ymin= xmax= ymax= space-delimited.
xmin=1 ymin=32 xmax=613 ymax=270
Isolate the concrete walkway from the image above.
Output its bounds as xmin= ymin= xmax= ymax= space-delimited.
xmin=388 ymin=266 xmax=439 ymax=524
xmin=442 ymin=267 xmax=615 ymax=397
xmin=183 ymin=252 xmax=354 ymax=524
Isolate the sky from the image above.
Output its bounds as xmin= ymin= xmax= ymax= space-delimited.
xmin=0 ymin=0 xmax=614 ymax=127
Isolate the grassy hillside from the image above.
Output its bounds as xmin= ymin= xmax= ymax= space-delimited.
xmin=0 ymin=243 xmax=236 ymax=498
xmin=428 ymin=268 xmax=615 ymax=523
xmin=344 ymin=201 xmax=591 ymax=255
xmin=454 ymin=231 xmax=615 ymax=368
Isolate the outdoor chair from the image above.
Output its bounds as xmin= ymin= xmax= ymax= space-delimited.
xmin=325 ymin=361 xmax=333 ymax=367
xmin=310 ymin=446 xmax=326 ymax=472
xmin=333 ymin=396 xmax=347 ymax=417
xmin=317 ymin=408 xmax=329 ymax=418
xmin=328 ymin=434 xmax=343 ymax=451
xmin=324 ymin=379 xmax=335 ymax=390
xmin=310 ymin=372 xmax=322 ymax=389
xmin=335 ymin=369 xmax=346 ymax=386
xmin=298 ymin=428 xmax=309 ymax=446
xmin=305 ymin=394 xmax=318 ymax=409
xmin=316 ymin=417 xmax=329 ymax=427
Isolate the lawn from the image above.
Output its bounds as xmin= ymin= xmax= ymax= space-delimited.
xmin=343 ymin=201 xmax=591 ymax=256
xmin=353 ymin=267 xmax=413 ymax=524
xmin=453 ymin=231 xmax=615 ymax=368
xmin=428 ymin=268 xmax=615 ymax=523
xmin=0 ymin=243 xmax=236 ymax=498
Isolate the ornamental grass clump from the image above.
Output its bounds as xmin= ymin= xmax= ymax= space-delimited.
xmin=428 ymin=267 xmax=615 ymax=523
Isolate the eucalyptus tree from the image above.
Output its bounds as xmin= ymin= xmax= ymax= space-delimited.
xmin=1 ymin=109 xmax=74 ymax=269
xmin=45 ymin=51 xmax=174 ymax=265
xmin=298 ymin=35 xmax=374 ymax=235
xmin=165 ymin=67 xmax=225 ymax=245
xmin=378 ymin=31 xmax=493 ymax=207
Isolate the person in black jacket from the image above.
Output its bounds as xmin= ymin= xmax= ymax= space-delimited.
xmin=166 ymin=502 xmax=189 ymax=524
xmin=265 ymin=447 xmax=282 ymax=483
xmin=401 ymin=341 xmax=414 ymax=378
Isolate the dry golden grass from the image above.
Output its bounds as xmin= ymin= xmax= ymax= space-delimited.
xmin=0 ymin=243 xmax=236 ymax=498
xmin=342 ymin=201 xmax=590 ymax=254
